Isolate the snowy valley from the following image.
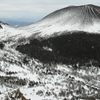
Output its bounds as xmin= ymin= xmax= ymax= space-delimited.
xmin=1 ymin=46 xmax=100 ymax=100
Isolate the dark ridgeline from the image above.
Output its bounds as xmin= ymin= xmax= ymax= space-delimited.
xmin=0 ymin=21 xmax=9 ymax=26
xmin=0 ymin=25 xmax=3 ymax=29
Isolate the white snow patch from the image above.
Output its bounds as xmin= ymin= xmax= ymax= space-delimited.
xmin=43 ymin=46 xmax=52 ymax=51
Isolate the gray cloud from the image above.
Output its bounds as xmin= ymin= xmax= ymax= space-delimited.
xmin=0 ymin=0 xmax=100 ymax=22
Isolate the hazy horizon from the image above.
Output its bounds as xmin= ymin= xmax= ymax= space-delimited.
xmin=0 ymin=0 xmax=100 ymax=23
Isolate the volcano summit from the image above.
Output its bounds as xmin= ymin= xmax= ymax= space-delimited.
xmin=20 ymin=4 xmax=100 ymax=38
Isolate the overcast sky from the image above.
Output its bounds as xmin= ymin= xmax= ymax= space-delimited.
xmin=0 ymin=0 xmax=100 ymax=22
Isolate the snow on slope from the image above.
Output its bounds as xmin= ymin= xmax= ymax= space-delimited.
xmin=1 ymin=58 xmax=100 ymax=100
xmin=19 ymin=4 xmax=100 ymax=38
xmin=1 ymin=5 xmax=100 ymax=41
xmin=0 ymin=36 xmax=100 ymax=99
xmin=0 ymin=22 xmax=30 ymax=41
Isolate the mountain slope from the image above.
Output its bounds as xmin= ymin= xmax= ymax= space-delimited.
xmin=0 ymin=21 xmax=30 ymax=41
xmin=16 ymin=31 xmax=100 ymax=67
xmin=16 ymin=4 xmax=100 ymax=66
xmin=19 ymin=4 xmax=100 ymax=39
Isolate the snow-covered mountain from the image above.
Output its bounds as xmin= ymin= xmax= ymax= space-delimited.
xmin=19 ymin=4 xmax=100 ymax=39
xmin=1 ymin=4 xmax=100 ymax=41
xmin=0 ymin=21 xmax=31 ymax=41
xmin=15 ymin=5 xmax=100 ymax=65
xmin=1 ymin=4 xmax=100 ymax=100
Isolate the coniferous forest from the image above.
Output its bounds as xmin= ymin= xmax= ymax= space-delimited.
xmin=16 ymin=31 xmax=100 ymax=67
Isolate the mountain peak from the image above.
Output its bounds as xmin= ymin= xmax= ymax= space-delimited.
xmin=19 ymin=4 xmax=100 ymax=39
xmin=67 ymin=4 xmax=99 ymax=9
xmin=81 ymin=4 xmax=98 ymax=7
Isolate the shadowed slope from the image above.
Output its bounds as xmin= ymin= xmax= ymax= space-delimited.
xmin=16 ymin=31 xmax=100 ymax=66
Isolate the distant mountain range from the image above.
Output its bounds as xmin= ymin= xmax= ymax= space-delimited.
xmin=5 ymin=21 xmax=33 ymax=27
